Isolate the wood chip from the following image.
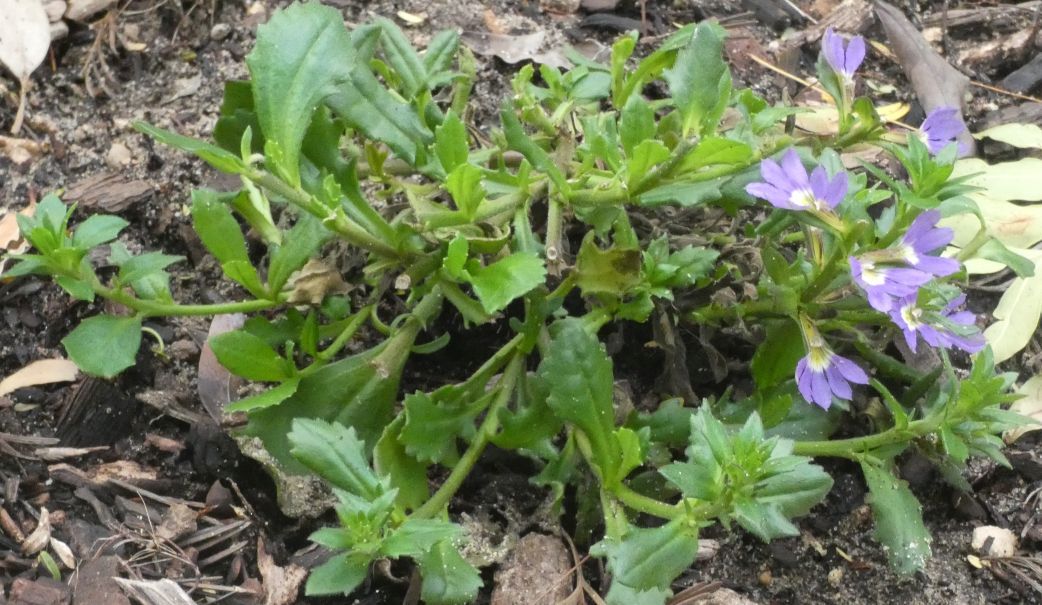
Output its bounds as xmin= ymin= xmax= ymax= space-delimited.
xmin=63 ymin=172 xmax=153 ymax=213
xmin=114 ymin=578 xmax=195 ymax=605
xmin=0 ymin=359 xmax=79 ymax=398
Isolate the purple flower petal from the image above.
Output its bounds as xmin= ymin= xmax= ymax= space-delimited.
xmin=823 ymin=171 xmax=849 ymax=209
xmin=825 ymin=364 xmax=853 ymax=400
xmin=844 ymin=35 xmax=866 ymax=76
xmin=914 ymin=255 xmax=960 ymax=278
xmin=811 ymin=370 xmax=832 ymax=408
xmin=832 ymin=355 xmax=869 ymax=384
xmin=780 ymin=149 xmax=809 ymax=188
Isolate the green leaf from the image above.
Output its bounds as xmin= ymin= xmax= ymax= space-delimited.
xmin=247 ymin=1 xmax=355 ymax=185
xmin=417 ymin=541 xmax=482 ymax=605
xmin=327 ymin=64 xmax=433 ymax=166
xmin=626 ymin=140 xmax=670 ymax=191
xmin=755 ymin=449 xmax=833 ymax=518
xmin=382 ymin=519 xmax=460 ymax=558
xmin=751 ymin=319 xmax=803 ymax=389
xmin=575 ymin=236 xmax=642 ymax=296
xmin=55 ymin=276 xmax=95 ymax=302
xmin=500 ymin=107 xmax=568 ymax=194
xmin=539 ymin=319 xmax=620 ymax=482
xmin=445 ymin=163 xmax=484 ymax=219
xmin=226 ymin=379 xmax=301 ymax=412
xmin=680 ymin=137 xmax=752 ymax=170
xmin=134 ymin=122 xmax=245 ymax=174
xmin=400 ymin=389 xmax=485 ymax=463
xmin=663 ymin=21 xmax=731 ymax=136
xmin=423 ymin=30 xmax=459 ymax=78
xmin=62 ymin=315 xmax=143 ymax=378
xmin=636 ymin=181 xmax=723 ymax=208
xmin=288 ymin=419 xmax=385 ymax=499
xmin=211 ymin=327 xmax=292 ymax=380
xmin=246 ymin=340 xmax=408 ymax=470
xmin=375 ymin=18 xmax=426 ymax=97
xmin=467 ymin=252 xmax=546 ymax=314
xmin=595 ymin=518 xmax=699 ymax=595
xmin=116 ymin=252 xmax=183 ymax=286
xmin=190 ymin=189 xmax=249 ymax=265
xmin=435 ymin=111 xmax=469 ymax=173
xmin=268 ymin=213 xmax=329 ymax=294
xmin=619 ymin=95 xmax=656 ymax=157
xmin=305 ymin=553 xmax=370 ymax=596
xmin=860 ymin=458 xmax=932 ymax=574
xmin=733 ymin=498 xmax=799 ymax=541
xmin=374 ymin=416 xmax=430 ymax=511
xmin=975 ymin=239 xmax=1034 ymax=278
xmin=72 ymin=215 xmax=128 ymax=249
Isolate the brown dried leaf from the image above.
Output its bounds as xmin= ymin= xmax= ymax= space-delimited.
xmin=0 ymin=359 xmax=79 ymax=398
xmin=48 ymin=537 xmax=75 ymax=569
xmin=874 ymin=0 xmax=975 ymax=155
xmin=197 ymin=314 xmax=245 ymax=422
xmin=461 ymin=30 xmax=571 ymax=70
xmin=21 ymin=507 xmax=50 ymax=555
xmin=286 ymin=259 xmax=350 ymax=306
xmin=257 ymin=538 xmax=306 ymax=605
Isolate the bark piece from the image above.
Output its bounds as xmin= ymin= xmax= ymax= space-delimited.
xmin=1002 ymin=52 xmax=1042 ymax=93
xmin=777 ymin=0 xmax=872 ymax=51
xmin=57 ymin=378 xmax=137 ymax=447
xmin=9 ymin=577 xmax=69 ymax=605
xmin=73 ymin=556 xmax=130 ymax=605
xmin=62 ymin=172 xmax=152 ymax=213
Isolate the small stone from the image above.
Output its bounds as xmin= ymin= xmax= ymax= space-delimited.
xmin=66 ymin=0 xmax=116 ymax=21
xmin=757 ymin=569 xmax=772 ymax=587
xmin=210 ymin=23 xmax=232 ymax=41
xmin=167 ymin=339 xmax=200 ymax=361
xmin=972 ymin=525 xmax=1018 ymax=557
xmin=105 ymin=142 xmax=131 ymax=169
xmin=827 ymin=566 xmax=844 ymax=586
xmin=698 ymin=587 xmax=760 ymax=605
xmin=9 ymin=577 xmax=70 ymax=605
xmin=43 ymin=0 xmax=67 ymax=21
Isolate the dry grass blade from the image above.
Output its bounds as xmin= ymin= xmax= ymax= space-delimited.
xmin=114 ymin=578 xmax=197 ymax=605
xmin=988 ymin=555 xmax=1042 ymax=595
xmin=668 ymin=581 xmax=722 ymax=605
xmin=0 ymin=359 xmax=79 ymax=398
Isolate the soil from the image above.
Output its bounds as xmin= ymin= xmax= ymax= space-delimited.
xmin=3 ymin=0 xmax=1042 ymax=603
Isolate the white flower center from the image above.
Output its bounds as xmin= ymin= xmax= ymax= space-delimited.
xmin=789 ymin=188 xmax=820 ymax=210
xmin=899 ymin=244 xmax=920 ymax=266
xmin=900 ymin=303 xmax=923 ymax=329
xmin=807 ymin=347 xmax=833 ymax=372
xmin=859 ymin=261 xmax=887 ymax=286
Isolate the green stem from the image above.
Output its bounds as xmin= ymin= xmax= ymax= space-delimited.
xmin=792 ymin=415 xmax=942 ymax=458
xmin=613 ymin=483 xmax=682 ymax=519
xmin=631 ymin=139 xmax=698 ymax=196
xmin=95 ymin=285 xmax=282 ymax=318
xmin=412 ymin=355 xmax=524 ymax=519
xmin=249 ymin=170 xmax=402 ymax=260
xmin=315 ymin=305 xmax=373 ymax=362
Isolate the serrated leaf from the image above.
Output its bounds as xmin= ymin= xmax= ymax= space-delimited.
xmin=445 ymin=163 xmax=484 ymax=218
xmin=382 ymin=519 xmax=460 ymax=558
xmin=626 ymin=140 xmax=670 ymax=191
xmin=71 ymin=215 xmax=128 ymax=250
xmin=134 ymin=122 xmax=245 ymax=174
xmin=619 ymin=95 xmax=655 ymax=157
xmin=248 ymin=1 xmax=355 ymax=185
xmin=305 ymin=553 xmax=370 ymax=596
xmin=327 ymin=63 xmax=433 ymax=165
xmin=375 ymin=17 xmax=426 ymax=97
xmin=209 ymin=330 xmax=293 ymax=382
xmin=288 ymin=419 xmax=384 ymax=499
xmin=467 ymin=252 xmax=545 ymax=314
xmin=435 ymin=111 xmax=469 ymax=173
xmin=62 ymin=315 xmax=142 ymax=378
xmin=400 ymin=389 xmax=484 ymax=463
xmin=417 ymin=540 xmax=482 ymax=605
xmin=596 ymin=518 xmax=699 ymax=595
xmin=733 ymin=498 xmax=799 ymax=541
xmin=663 ymin=21 xmax=731 ymax=136
xmin=539 ymin=319 xmax=621 ymax=482
xmin=575 ymin=237 xmax=642 ymax=296
xmin=860 ymin=458 xmax=932 ymax=574
xmin=374 ymin=416 xmax=430 ymax=510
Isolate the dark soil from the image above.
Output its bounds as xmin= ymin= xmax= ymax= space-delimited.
xmin=3 ymin=0 xmax=1042 ymax=603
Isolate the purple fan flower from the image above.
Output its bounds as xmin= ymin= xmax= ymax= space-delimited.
xmin=919 ymin=107 xmax=968 ymax=155
xmin=822 ymin=27 xmax=866 ymax=81
xmin=796 ymin=317 xmax=870 ymax=409
xmin=796 ymin=349 xmax=870 ymax=409
xmin=898 ymin=210 xmax=960 ymax=278
xmin=890 ymin=294 xmax=986 ymax=354
xmin=849 ymin=256 xmax=932 ymax=312
xmin=850 ymin=210 xmax=961 ymax=312
xmin=745 ymin=149 xmax=849 ymax=212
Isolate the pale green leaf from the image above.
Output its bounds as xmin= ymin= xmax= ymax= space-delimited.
xmin=974 ymin=123 xmax=1042 ymax=149
xmin=62 ymin=315 xmax=142 ymax=378
xmin=861 ymin=459 xmax=932 ymax=574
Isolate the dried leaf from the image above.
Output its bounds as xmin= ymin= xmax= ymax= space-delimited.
xmin=976 ymin=123 xmax=1042 ymax=150
xmin=115 ymin=578 xmax=196 ymax=605
xmin=461 ymin=30 xmax=571 ymax=70
xmin=197 ymin=314 xmax=245 ymax=422
xmin=0 ymin=359 xmax=79 ymax=398
xmin=48 ymin=537 xmax=75 ymax=569
xmin=21 ymin=507 xmax=50 ymax=555
xmin=1006 ymin=376 xmax=1042 ymax=443
xmin=396 ymin=10 xmax=426 ymax=25
xmin=257 ymin=537 xmax=307 ymax=605
xmin=0 ymin=0 xmax=50 ymax=133
xmin=286 ymin=259 xmax=350 ymax=306
xmin=875 ymin=0 xmax=974 ymax=155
